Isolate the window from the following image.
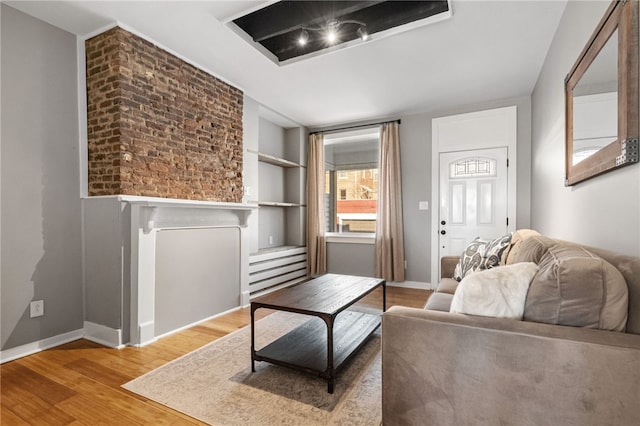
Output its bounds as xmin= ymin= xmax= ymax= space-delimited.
xmin=324 ymin=128 xmax=380 ymax=234
xmin=450 ymin=157 xmax=496 ymax=178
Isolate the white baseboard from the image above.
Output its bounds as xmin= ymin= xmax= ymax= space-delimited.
xmin=137 ymin=321 xmax=157 ymax=347
xmin=84 ymin=321 xmax=124 ymax=349
xmin=0 ymin=329 xmax=84 ymax=364
xmin=387 ymin=280 xmax=435 ymax=290
xmin=241 ymin=290 xmax=251 ymax=307
xmin=153 ymin=305 xmax=242 ymax=342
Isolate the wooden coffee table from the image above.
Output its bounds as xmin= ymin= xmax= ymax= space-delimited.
xmin=250 ymin=274 xmax=386 ymax=393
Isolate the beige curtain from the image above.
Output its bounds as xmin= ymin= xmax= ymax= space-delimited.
xmin=306 ymin=133 xmax=327 ymax=276
xmin=375 ymin=122 xmax=405 ymax=281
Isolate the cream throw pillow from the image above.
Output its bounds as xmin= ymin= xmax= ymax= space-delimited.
xmin=450 ymin=262 xmax=539 ymax=319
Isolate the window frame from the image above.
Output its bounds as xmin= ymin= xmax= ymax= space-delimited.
xmin=323 ymin=129 xmax=380 ymax=243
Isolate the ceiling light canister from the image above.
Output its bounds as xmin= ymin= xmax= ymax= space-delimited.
xmin=327 ymin=28 xmax=337 ymax=44
xmin=357 ymin=26 xmax=369 ymax=41
xmin=298 ymin=29 xmax=309 ymax=46
xmin=326 ymin=19 xmax=339 ymax=44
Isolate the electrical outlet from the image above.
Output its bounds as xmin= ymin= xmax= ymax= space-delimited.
xmin=269 ymin=235 xmax=274 ymax=245
xmin=30 ymin=300 xmax=44 ymax=318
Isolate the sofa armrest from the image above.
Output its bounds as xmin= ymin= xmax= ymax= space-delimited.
xmin=382 ymin=306 xmax=640 ymax=425
xmin=440 ymin=256 xmax=459 ymax=279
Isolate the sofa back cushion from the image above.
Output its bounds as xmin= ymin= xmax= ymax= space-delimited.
xmin=585 ymin=245 xmax=640 ymax=335
xmin=509 ymin=235 xmax=556 ymax=265
xmin=524 ymin=244 xmax=628 ymax=331
xmin=503 ymin=229 xmax=541 ymax=264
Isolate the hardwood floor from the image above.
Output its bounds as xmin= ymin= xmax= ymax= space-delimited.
xmin=1 ymin=286 xmax=430 ymax=425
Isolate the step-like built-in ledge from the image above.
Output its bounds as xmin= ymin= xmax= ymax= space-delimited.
xmin=249 ymin=246 xmax=308 ymax=296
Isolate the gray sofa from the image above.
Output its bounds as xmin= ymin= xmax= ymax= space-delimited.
xmin=382 ymin=234 xmax=640 ymax=425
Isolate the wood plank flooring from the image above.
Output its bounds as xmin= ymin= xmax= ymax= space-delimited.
xmin=1 ymin=286 xmax=430 ymax=425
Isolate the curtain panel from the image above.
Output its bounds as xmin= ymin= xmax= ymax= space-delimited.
xmin=375 ymin=122 xmax=405 ymax=281
xmin=306 ymin=133 xmax=327 ymax=276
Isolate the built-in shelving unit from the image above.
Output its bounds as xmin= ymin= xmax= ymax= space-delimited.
xmin=248 ymin=149 xmax=304 ymax=168
xmin=245 ymin=106 xmax=309 ymax=297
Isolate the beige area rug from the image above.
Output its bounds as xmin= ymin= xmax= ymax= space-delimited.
xmin=123 ymin=311 xmax=382 ymax=425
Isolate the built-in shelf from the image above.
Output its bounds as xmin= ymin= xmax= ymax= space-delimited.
xmin=258 ymin=201 xmax=305 ymax=207
xmin=249 ymin=116 xmax=307 ymax=274
xmin=248 ymin=148 xmax=304 ymax=168
xmin=250 ymin=245 xmax=306 ymax=258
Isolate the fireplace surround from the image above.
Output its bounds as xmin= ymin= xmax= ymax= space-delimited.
xmin=83 ymin=195 xmax=256 ymax=347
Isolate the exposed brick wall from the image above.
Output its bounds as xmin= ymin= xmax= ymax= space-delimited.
xmin=86 ymin=27 xmax=243 ymax=202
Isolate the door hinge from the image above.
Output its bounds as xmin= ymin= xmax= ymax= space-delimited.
xmin=506 ymin=158 xmax=510 ymax=167
xmin=506 ymin=217 xmax=509 ymax=226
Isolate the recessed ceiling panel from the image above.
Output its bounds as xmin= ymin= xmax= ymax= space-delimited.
xmin=229 ymin=1 xmax=451 ymax=64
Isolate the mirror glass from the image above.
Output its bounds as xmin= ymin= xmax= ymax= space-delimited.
xmin=572 ymin=30 xmax=618 ymax=165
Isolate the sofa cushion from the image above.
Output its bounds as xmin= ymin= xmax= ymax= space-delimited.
xmin=509 ymin=235 xmax=557 ymax=265
xmin=449 ymin=262 xmax=539 ymax=319
xmin=503 ymin=229 xmax=542 ymax=264
xmin=424 ymin=292 xmax=454 ymax=311
xmin=436 ymin=278 xmax=459 ymax=295
xmin=524 ymin=245 xmax=628 ymax=331
xmin=453 ymin=234 xmax=512 ymax=281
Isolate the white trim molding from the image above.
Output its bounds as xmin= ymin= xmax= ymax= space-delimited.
xmin=387 ymin=280 xmax=435 ymax=291
xmin=0 ymin=329 xmax=84 ymax=364
xmin=325 ymin=233 xmax=375 ymax=244
xmin=83 ymin=321 xmax=124 ymax=349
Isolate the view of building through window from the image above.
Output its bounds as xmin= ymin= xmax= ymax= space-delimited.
xmin=324 ymin=127 xmax=380 ymax=234
xmin=325 ymin=168 xmax=379 ymax=232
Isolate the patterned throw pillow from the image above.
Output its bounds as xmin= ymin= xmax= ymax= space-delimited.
xmin=453 ymin=233 xmax=513 ymax=281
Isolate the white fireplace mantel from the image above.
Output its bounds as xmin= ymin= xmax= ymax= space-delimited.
xmin=119 ymin=195 xmax=257 ymax=346
xmin=119 ymin=195 xmax=255 ymax=232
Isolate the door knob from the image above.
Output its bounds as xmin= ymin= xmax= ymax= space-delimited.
xmin=440 ymin=230 xmax=446 ymax=235
xmin=441 ymin=220 xmax=446 ymax=225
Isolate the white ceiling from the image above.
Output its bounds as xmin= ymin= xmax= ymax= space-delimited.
xmin=6 ymin=0 xmax=568 ymax=128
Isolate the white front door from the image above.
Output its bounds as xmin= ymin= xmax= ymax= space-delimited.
xmin=439 ymin=147 xmax=508 ymax=261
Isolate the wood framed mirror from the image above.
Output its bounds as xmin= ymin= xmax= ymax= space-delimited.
xmin=565 ymin=0 xmax=639 ymax=186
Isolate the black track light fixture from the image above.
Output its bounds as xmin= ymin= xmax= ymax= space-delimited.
xmin=297 ymin=19 xmax=370 ymax=48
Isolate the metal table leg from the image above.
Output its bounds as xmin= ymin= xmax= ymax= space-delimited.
xmin=324 ymin=315 xmax=335 ymax=394
xmin=251 ymin=305 xmax=257 ymax=372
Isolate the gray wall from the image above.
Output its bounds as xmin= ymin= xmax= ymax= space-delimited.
xmin=327 ymin=243 xmax=375 ymax=277
xmin=258 ymin=206 xmax=286 ymax=249
xmin=1 ymin=5 xmax=83 ymax=350
xmin=531 ymin=1 xmax=640 ymax=257
xmin=324 ymin=96 xmax=532 ymax=284
xmin=401 ymin=96 xmax=532 ymax=284
xmin=259 ymin=117 xmax=286 ymax=158
xmin=82 ymin=198 xmax=128 ymax=340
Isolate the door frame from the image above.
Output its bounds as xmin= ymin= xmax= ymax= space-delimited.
xmin=430 ymin=106 xmax=517 ymax=286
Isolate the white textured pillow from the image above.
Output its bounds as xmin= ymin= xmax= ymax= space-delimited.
xmin=450 ymin=262 xmax=539 ymax=319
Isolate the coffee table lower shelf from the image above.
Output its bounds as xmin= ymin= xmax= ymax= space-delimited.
xmin=253 ymin=310 xmax=380 ymax=391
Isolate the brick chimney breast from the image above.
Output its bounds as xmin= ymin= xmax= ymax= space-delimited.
xmin=86 ymin=27 xmax=243 ymax=202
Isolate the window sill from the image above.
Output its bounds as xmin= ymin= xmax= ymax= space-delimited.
xmin=325 ymin=233 xmax=375 ymax=244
